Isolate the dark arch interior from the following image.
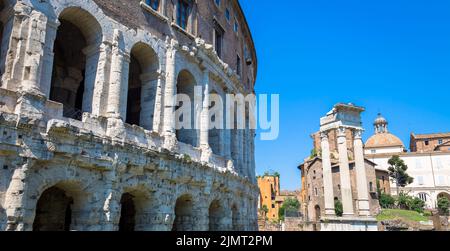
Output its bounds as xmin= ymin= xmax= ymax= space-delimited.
xmin=49 ymin=19 xmax=87 ymax=120
xmin=33 ymin=187 xmax=73 ymax=231
xmin=172 ymin=195 xmax=193 ymax=231
xmin=208 ymin=200 xmax=223 ymax=231
xmin=176 ymin=70 xmax=198 ymax=147
xmin=314 ymin=205 xmax=321 ymax=222
xmin=119 ymin=193 xmax=136 ymax=232
xmin=126 ymin=55 xmax=142 ymax=126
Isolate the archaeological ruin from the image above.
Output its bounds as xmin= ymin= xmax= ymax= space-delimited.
xmin=0 ymin=0 xmax=258 ymax=231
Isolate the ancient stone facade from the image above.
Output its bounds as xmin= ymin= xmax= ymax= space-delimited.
xmin=0 ymin=0 xmax=258 ymax=231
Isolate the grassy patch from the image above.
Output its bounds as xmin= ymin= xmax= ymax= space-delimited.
xmin=376 ymin=209 xmax=429 ymax=222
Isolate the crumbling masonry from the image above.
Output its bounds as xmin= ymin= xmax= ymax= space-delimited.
xmin=0 ymin=0 xmax=258 ymax=231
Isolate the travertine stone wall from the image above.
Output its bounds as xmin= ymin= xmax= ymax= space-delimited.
xmin=0 ymin=0 xmax=257 ymax=231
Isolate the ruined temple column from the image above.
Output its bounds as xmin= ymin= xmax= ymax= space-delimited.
xmin=353 ymin=129 xmax=371 ymax=216
xmin=320 ymin=131 xmax=336 ymax=216
xmin=337 ymin=127 xmax=354 ymax=216
xmin=107 ymin=29 xmax=130 ymax=120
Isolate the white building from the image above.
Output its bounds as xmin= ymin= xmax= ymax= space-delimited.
xmin=365 ymin=114 xmax=450 ymax=209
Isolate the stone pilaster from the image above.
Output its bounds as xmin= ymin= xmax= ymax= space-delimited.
xmin=353 ymin=129 xmax=371 ymax=216
xmin=107 ymin=29 xmax=130 ymax=120
xmin=337 ymin=127 xmax=354 ymax=216
xmin=320 ymin=131 xmax=336 ymax=216
xmin=162 ymin=41 xmax=178 ymax=149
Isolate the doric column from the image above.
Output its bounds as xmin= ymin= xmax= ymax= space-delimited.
xmin=107 ymin=29 xmax=130 ymax=120
xmin=337 ymin=127 xmax=354 ymax=216
xmin=353 ymin=129 xmax=371 ymax=216
xmin=320 ymin=131 xmax=336 ymax=216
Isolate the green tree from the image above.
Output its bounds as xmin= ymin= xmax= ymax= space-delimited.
xmin=379 ymin=193 xmax=396 ymax=209
xmin=334 ymin=199 xmax=343 ymax=217
xmin=388 ymin=155 xmax=414 ymax=195
xmin=278 ymin=198 xmax=300 ymax=221
xmin=437 ymin=197 xmax=450 ymax=216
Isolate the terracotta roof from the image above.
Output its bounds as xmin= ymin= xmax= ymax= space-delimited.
xmin=412 ymin=133 xmax=450 ymax=140
xmin=365 ymin=133 xmax=404 ymax=148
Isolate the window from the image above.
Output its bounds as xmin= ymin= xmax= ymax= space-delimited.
xmin=418 ymin=193 xmax=428 ymax=202
xmin=271 ymin=204 xmax=275 ymax=209
xmin=215 ymin=0 xmax=221 ymax=7
xmin=369 ymin=182 xmax=374 ymax=192
xmin=234 ymin=19 xmax=239 ymax=33
xmin=236 ymin=55 xmax=241 ymax=76
xmin=225 ymin=8 xmax=230 ymax=22
xmin=425 ymin=140 xmax=429 ymax=146
xmin=213 ymin=20 xmax=224 ymax=58
xmin=177 ymin=0 xmax=191 ymax=30
xmin=417 ymin=176 xmax=424 ymax=186
xmin=438 ymin=139 xmax=443 ymax=145
xmin=371 ymin=150 xmax=376 ymax=154
xmin=146 ymin=0 xmax=160 ymax=11
xmin=314 ymin=188 xmax=318 ymax=196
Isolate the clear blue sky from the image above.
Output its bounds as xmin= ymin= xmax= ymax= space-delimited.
xmin=240 ymin=0 xmax=450 ymax=191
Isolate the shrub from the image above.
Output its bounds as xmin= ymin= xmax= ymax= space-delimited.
xmin=335 ymin=199 xmax=343 ymax=217
xmin=437 ymin=197 xmax=450 ymax=216
xmin=379 ymin=193 xmax=396 ymax=209
xmin=408 ymin=197 xmax=425 ymax=214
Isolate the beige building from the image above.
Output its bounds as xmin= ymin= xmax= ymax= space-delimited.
xmin=365 ymin=114 xmax=450 ymax=209
xmin=0 ymin=0 xmax=258 ymax=231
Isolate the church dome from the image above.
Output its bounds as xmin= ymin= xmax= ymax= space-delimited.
xmin=365 ymin=133 xmax=404 ymax=148
xmin=366 ymin=113 xmax=404 ymax=149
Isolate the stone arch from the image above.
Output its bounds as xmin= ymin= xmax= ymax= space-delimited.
xmin=176 ymin=69 xmax=199 ymax=147
xmin=32 ymin=181 xmax=89 ymax=231
xmin=126 ymin=42 xmax=159 ymax=130
xmin=118 ymin=188 xmax=153 ymax=231
xmin=172 ymin=194 xmax=194 ymax=231
xmin=208 ymin=89 xmax=222 ymax=155
xmin=438 ymin=192 xmax=450 ymax=201
xmin=231 ymin=203 xmax=240 ymax=231
xmin=314 ymin=205 xmax=321 ymax=222
xmin=49 ymin=7 xmax=102 ymax=120
xmin=208 ymin=199 xmax=226 ymax=231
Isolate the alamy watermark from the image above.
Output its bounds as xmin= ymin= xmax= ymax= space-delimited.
xmin=173 ymin=86 xmax=279 ymax=141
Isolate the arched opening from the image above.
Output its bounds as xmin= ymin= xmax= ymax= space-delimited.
xmin=33 ymin=187 xmax=74 ymax=231
xmin=49 ymin=8 xmax=101 ymax=120
xmin=208 ymin=90 xmax=222 ymax=155
xmin=314 ymin=205 xmax=321 ymax=222
xmin=231 ymin=204 xmax=239 ymax=231
xmin=118 ymin=189 xmax=153 ymax=231
xmin=176 ymin=70 xmax=198 ymax=147
xmin=173 ymin=194 xmax=194 ymax=231
xmin=438 ymin=192 xmax=450 ymax=201
xmin=119 ymin=193 xmax=136 ymax=232
xmin=209 ymin=200 xmax=225 ymax=231
xmin=126 ymin=43 xmax=159 ymax=129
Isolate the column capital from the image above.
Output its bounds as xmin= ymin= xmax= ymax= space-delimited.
xmin=337 ymin=127 xmax=347 ymax=137
xmin=353 ymin=129 xmax=364 ymax=140
xmin=320 ymin=131 xmax=329 ymax=140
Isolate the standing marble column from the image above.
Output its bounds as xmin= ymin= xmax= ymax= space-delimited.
xmin=353 ymin=129 xmax=371 ymax=216
xmin=337 ymin=127 xmax=354 ymax=216
xmin=320 ymin=131 xmax=336 ymax=216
